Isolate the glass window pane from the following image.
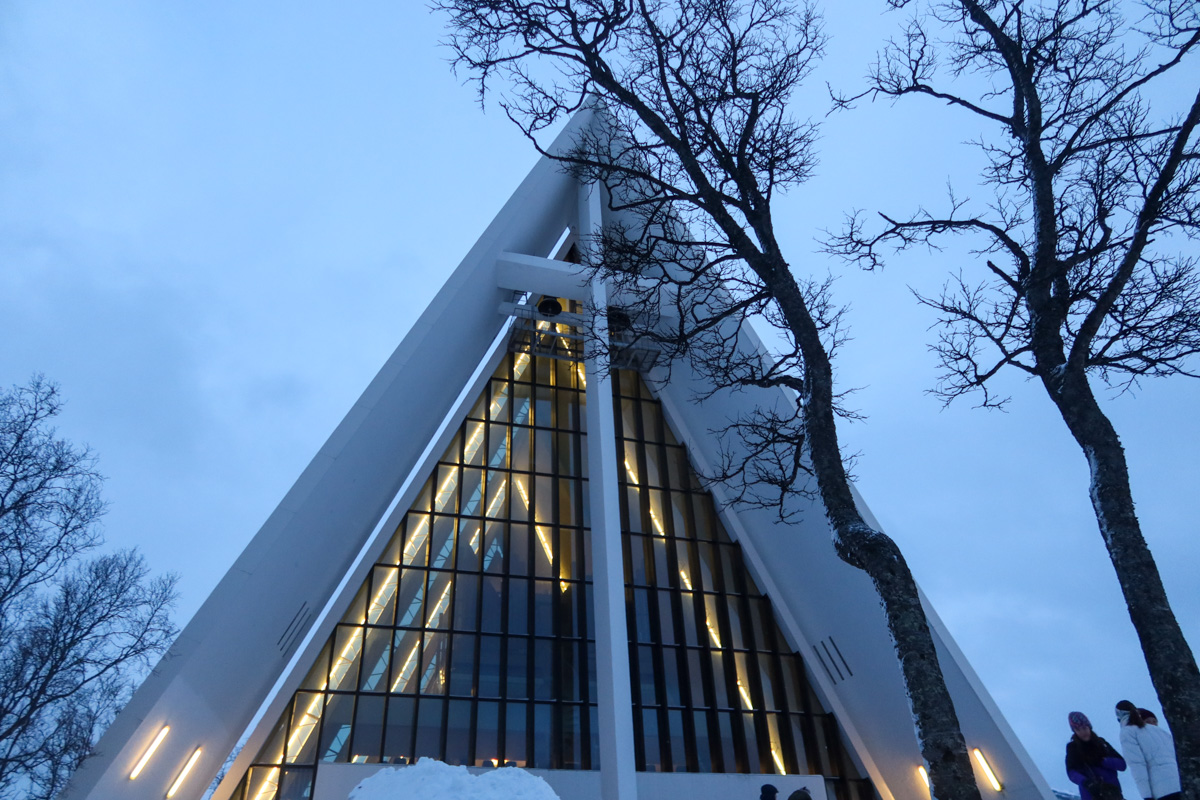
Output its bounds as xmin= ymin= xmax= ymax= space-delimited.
xmin=475 ymin=700 xmax=500 ymax=766
xmin=389 ymin=630 xmax=422 ymax=694
xmin=662 ymin=646 xmax=682 ymax=707
xmin=668 ymin=709 xmax=687 ymax=772
xmin=480 ymin=576 xmax=504 ymax=633
xmin=461 ymin=467 xmax=484 ymax=515
xmin=510 ymin=426 xmax=531 ymax=471
xmin=507 ymin=578 xmax=529 ymax=635
xmin=318 ymin=695 xmax=354 ymax=763
xmin=559 ymin=528 xmax=577 ymax=582
xmin=533 ymin=580 xmax=555 ymax=637
xmin=506 ymin=636 xmax=529 ymax=699
xmin=482 ymin=472 xmax=508 ymax=521
xmin=359 ymin=627 xmax=392 ymax=692
xmin=642 ymin=709 xmax=662 ymax=772
xmin=512 ymin=381 xmax=532 ymax=426
xmin=425 ymin=573 xmax=454 ymax=630
xmin=420 ymin=631 xmax=449 ymax=695
xmin=414 ymin=698 xmax=444 ymax=760
xmin=328 ymin=626 xmax=363 ymax=692
xmin=453 ymin=573 xmax=479 ymax=632
xmin=299 ymin=643 xmax=332 ymax=691
xmin=766 ymin=712 xmax=789 ymax=774
xmin=463 ymin=421 xmax=487 ymax=466
xmin=643 ymin=446 xmax=666 ymax=487
xmin=289 ymin=695 xmax=324 ymax=762
xmin=559 ymin=639 xmax=581 ymax=702
xmin=533 ymin=703 xmax=554 ymax=768
xmin=482 ymin=522 xmax=505 ymax=573
xmin=535 ymin=386 xmax=553 ymax=428
xmin=758 ymin=653 xmax=783 ymax=711
xmin=443 ymin=633 xmax=477 ymax=696
xmin=277 ymin=767 xmax=313 ymax=800
xmin=457 ymin=519 xmax=482 ymax=572
xmin=489 ymin=380 xmax=511 ymax=423
xmin=535 ymin=475 xmax=553 ymax=524
xmin=560 ymin=705 xmax=583 ymax=769
xmin=688 ymin=648 xmax=707 ymax=708
xmin=395 ymin=570 xmax=425 ymax=628
xmin=445 ymin=700 xmax=473 ymax=766
xmin=402 ymin=515 xmax=430 ymax=567
xmin=636 ymin=645 xmax=657 ymax=706
xmin=555 ymin=431 xmax=577 ymax=475
xmin=628 ymin=535 xmax=648 ymax=585
xmin=691 ymin=709 xmax=714 ymax=772
xmin=478 ymin=635 xmax=502 ymax=698
xmin=350 ymin=695 xmax=385 ymax=763
xmin=657 ymin=591 xmax=676 ymax=646
xmin=245 ymin=767 xmax=280 ymax=800
xmin=429 ymin=516 xmax=456 ymax=569
xmin=433 ymin=466 xmax=459 ymax=514
xmin=535 ymin=429 xmax=552 ymax=470
xmin=558 ymin=478 xmax=578 ymax=527
xmin=366 ymin=566 xmax=398 ymax=626
xmin=508 ymin=525 xmax=531 ymax=576
xmin=505 ymin=702 xmax=528 ymax=766
xmin=487 ymin=424 xmax=509 ymax=468
xmin=717 ymin=711 xmax=737 ymax=773
xmin=258 ymin=713 xmax=288 ymax=765
xmin=743 ymin=712 xmax=761 ymax=773
xmin=534 ymin=525 xmax=555 ymax=578
xmin=533 ymin=639 xmax=555 ymax=700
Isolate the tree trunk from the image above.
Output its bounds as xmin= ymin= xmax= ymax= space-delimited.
xmin=1049 ymin=371 xmax=1200 ymax=800
xmin=770 ymin=271 xmax=983 ymax=800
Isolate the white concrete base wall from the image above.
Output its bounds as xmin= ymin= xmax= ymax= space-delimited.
xmin=315 ymin=762 xmax=829 ymax=800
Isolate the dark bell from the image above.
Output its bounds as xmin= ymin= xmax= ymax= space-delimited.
xmin=537 ymin=297 xmax=564 ymax=317
xmin=607 ymin=306 xmax=632 ymax=333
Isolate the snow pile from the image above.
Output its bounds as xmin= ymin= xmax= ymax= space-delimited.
xmin=349 ymin=758 xmax=561 ymax=800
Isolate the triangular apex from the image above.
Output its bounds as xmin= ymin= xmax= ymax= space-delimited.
xmin=64 ymin=105 xmax=1052 ymax=800
xmin=227 ymin=349 xmax=871 ymax=800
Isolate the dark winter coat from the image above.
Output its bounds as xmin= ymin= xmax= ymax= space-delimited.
xmin=1067 ymin=733 xmax=1127 ymax=800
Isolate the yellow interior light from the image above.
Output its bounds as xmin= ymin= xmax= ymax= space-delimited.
xmin=771 ymin=746 xmax=787 ymax=774
xmin=129 ymin=725 xmax=169 ymax=779
xmin=973 ymin=748 xmax=1002 ymax=791
xmin=166 ymin=747 xmax=202 ymax=798
xmin=918 ymin=765 xmax=930 ymax=790
xmin=737 ymin=679 xmax=754 ymax=710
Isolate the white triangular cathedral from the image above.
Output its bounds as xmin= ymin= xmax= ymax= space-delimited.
xmin=61 ymin=109 xmax=1053 ymax=800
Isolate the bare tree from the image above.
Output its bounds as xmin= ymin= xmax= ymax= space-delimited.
xmin=436 ymin=2 xmax=984 ymax=799
xmin=826 ymin=1 xmax=1200 ymax=796
xmin=0 ymin=377 xmax=177 ymax=800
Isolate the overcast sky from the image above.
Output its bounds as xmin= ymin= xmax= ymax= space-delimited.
xmin=1 ymin=2 xmax=1197 ymax=796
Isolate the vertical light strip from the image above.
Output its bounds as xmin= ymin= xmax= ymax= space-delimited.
xmin=166 ymin=747 xmax=202 ymax=798
xmin=918 ymin=765 xmax=931 ymax=790
xmin=129 ymin=725 xmax=170 ymax=779
xmin=973 ymin=748 xmax=1002 ymax=791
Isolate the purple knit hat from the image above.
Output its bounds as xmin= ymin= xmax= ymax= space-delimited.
xmin=1069 ymin=711 xmax=1092 ymax=730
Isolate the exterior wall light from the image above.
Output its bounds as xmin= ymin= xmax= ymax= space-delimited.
xmin=129 ymin=725 xmax=170 ymax=779
xmin=918 ymin=765 xmax=930 ymax=791
xmin=166 ymin=747 xmax=203 ymax=798
xmin=973 ymin=748 xmax=1003 ymax=791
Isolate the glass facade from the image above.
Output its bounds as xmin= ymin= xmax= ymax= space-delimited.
xmin=613 ymin=369 xmax=872 ymax=800
xmin=231 ymin=325 xmax=872 ymax=800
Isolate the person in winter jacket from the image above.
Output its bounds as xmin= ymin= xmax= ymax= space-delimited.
xmin=1067 ymin=711 xmax=1127 ymax=800
xmin=1116 ymin=700 xmax=1181 ymax=800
